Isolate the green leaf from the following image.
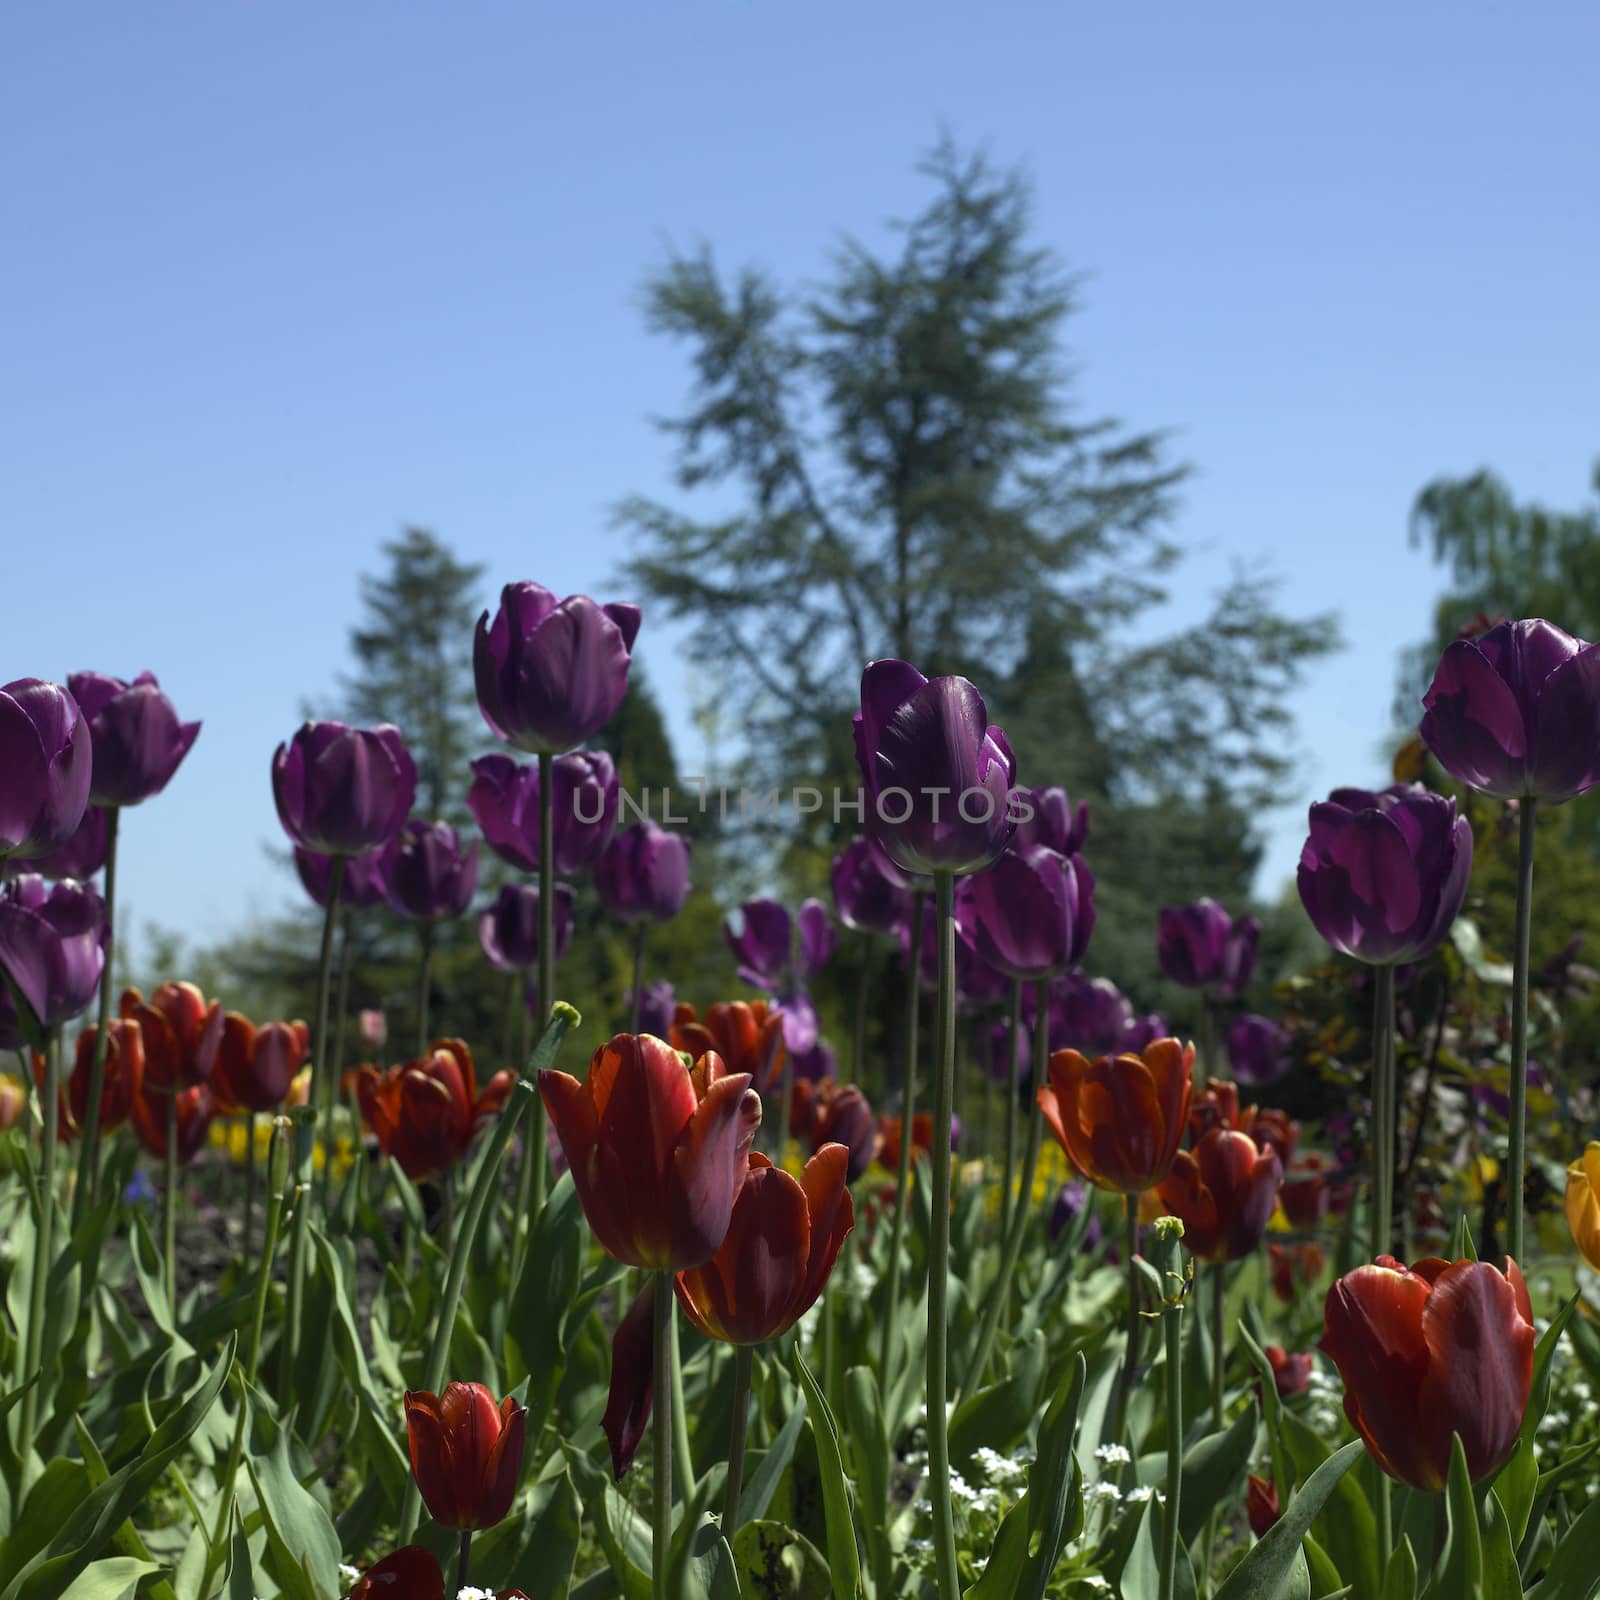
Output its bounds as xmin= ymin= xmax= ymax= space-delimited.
xmin=55 ymin=1559 xmax=159 ymax=1600
xmin=1015 ymin=1351 xmax=1087 ymax=1600
xmin=1433 ymin=1435 xmax=1483 ymax=1600
xmin=1173 ymin=1403 xmax=1258 ymax=1544
xmin=1494 ymin=1439 xmax=1538 ymax=1550
xmin=741 ymin=1395 xmax=810 ymax=1528
xmin=227 ymin=1512 xmax=256 ymax=1600
xmin=1302 ymin=1535 xmax=1345 ymax=1598
xmin=1517 ymin=1294 xmax=1577 ymax=1454
xmin=730 ymin=1521 xmax=832 ymax=1599
xmin=791 ymin=1349 xmax=863 ymax=1599
xmin=0 ymin=1339 xmax=233 ymax=1600
xmin=1480 ymin=1481 xmax=1523 ymax=1600
xmin=1525 ymin=1491 xmax=1600 ymax=1600
xmin=948 ymin=1331 xmax=1046 ymax=1469
xmin=506 ymin=1171 xmax=586 ymax=1439
xmin=1212 ymin=1440 xmax=1365 ymax=1600
xmin=1380 ymin=1536 xmax=1417 ymax=1600
xmin=564 ymin=1442 xmax=653 ymax=1600
xmin=1449 ymin=1211 xmax=1478 ymax=1262
xmin=1281 ymin=1412 xmax=1379 ymax=1600
xmin=242 ymin=1396 xmax=341 ymax=1600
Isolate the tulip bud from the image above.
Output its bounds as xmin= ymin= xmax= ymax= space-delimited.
xmin=0 ymin=679 xmax=93 ymax=863
xmin=404 ymin=1382 xmax=527 ymax=1530
xmin=1246 ymin=1475 xmax=1280 ymax=1538
xmin=67 ymin=670 xmax=200 ymax=808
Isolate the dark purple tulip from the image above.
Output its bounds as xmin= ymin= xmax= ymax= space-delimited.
xmin=1123 ymin=1011 xmax=1170 ymax=1053
xmin=1297 ymin=784 xmax=1473 ymax=965
xmin=776 ymin=989 xmax=820 ymax=1054
xmin=467 ymin=750 xmax=619 ymax=875
xmin=797 ymin=899 xmax=837 ymax=976
xmin=20 ymin=804 xmax=109 ymax=881
xmin=271 ymin=722 xmax=416 ymax=857
xmin=965 ymin=845 xmax=1096 ymax=982
xmin=0 ymin=875 xmax=108 ymax=1032
xmin=908 ymin=893 xmax=1011 ymax=1007
xmin=726 ymin=899 xmax=793 ymax=988
xmin=813 ymin=1084 xmax=876 ymax=1182
xmin=381 ymin=820 xmax=479 ymax=921
xmin=293 ymin=846 xmax=388 ymax=910
xmin=1012 ymin=785 xmax=1090 ymax=857
xmin=1227 ymin=1013 xmax=1293 ymax=1087
xmin=0 ymin=679 xmax=93 ymax=862
xmin=790 ymin=1037 xmax=836 ymax=1082
xmin=474 ymin=581 xmax=642 ymax=755
xmin=478 ymin=882 xmax=576 ymax=973
xmin=1157 ymin=899 xmax=1259 ymax=995
xmin=830 ymin=837 xmax=915 ymax=937
xmin=67 ymin=671 xmax=200 ymax=808
xmin=975 ymin=1012 xmax=1030 ymax=1085
xmin=1048 ymin=1180 xmax=1102 ymax=1247
xmin=1420 ymin=619 xmax=1600 ymax=804
xmin=628 ymin=979 xmax=676 ymax=1039
xmin=853 ymin=659 xmax=1017 ymax=877
xmin=1055 ymin=975 xmax=1134 ymax=1057
xmin=594 ymin=821 xmax=691 ymax=924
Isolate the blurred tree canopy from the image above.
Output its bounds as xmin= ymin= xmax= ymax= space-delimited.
xmin=617 ymin=137 xmax=1338 ymax=1013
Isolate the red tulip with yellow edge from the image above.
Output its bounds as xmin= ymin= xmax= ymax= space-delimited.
xmin=1320 ymin=1254 xmax=1534 ymax=1491
xmin=1565 ymin=1141 xmax=1600 ymax=1269
xmin=1158 ymin=1128 xmax=1283 ymax=1262
xmin=540 ymin=1031 xmax=762 ymax=1271
xmin=1037 ymin=1038 xmax=1194 ymax=1193
xmin=403 ymin=1381 xmax=527 ymax=1530
xmin=670 ymin=1000 xmax=786 ymax=1094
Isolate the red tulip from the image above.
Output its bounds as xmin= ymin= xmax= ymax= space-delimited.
xmin=1320 ymin=1254 xmax=1535 ymax=1490
xmin=1266 ymin=1344 xmax=1314 ymax=1398
xmin=403 ymin=1381 xmax=527 ymax=1530
xmin=541 ymin=1032 xmax=762 ymax=1270
xmin=1038 ymin=1039 xmax=1194 ymax=1194
xmin=128 ymin=1082 xmax=214 ymax=1164
xmin=211 ymin=1013 xmax=309 ymax=1116
xmin=1158 ymin=1129 xmax=1283 ymax=1261
xmin=670 ymin=1000 xmax=786 ymax=1094
xmin=121 ymin=982 xmax=223 ymax=1090
xmin=1269 ymin=1241 xmax=1326 ymax=1303
xmin=676 ymin=1146 xmax=854 ymax=1344
xmin=357 ymin=1039 xmax=514 ymax=1182
xmin=1189 ymin=1079 xmax=1298 ymax=1163
xmin=34 ymin=1017 xmax=145 ymax=1139
xmin=347 ymin=1546 xmax=444 ymax=1599
xmin=1247 ymin=1474 xmax=1280 ymax=1537
xmin=794 ymin=1080 xmax=877 ymax=1182
xmin=875 ymin=1111 xmax=934 ymax=1173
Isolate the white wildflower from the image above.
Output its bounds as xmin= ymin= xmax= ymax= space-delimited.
xmin=1094 ymin=1443 xmax=1132 ymax=1466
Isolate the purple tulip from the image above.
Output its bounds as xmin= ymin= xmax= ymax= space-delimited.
xmin=726 ymin=899 xmax=794 ymax=987
xmin=798 ymin=899 xmax=837 ymax=975
xmin=1123 ymin=1011 xmax=1170 ymax=1053
xmin=381 ymin=820 xmax=479 ymax=921
xmin=0 ymin=874 xmax=108 ymax=1032
xmin=294 ymin=846 xmax=388 ymax=910
xmin=467 ymin=749 xmax=619 ymax=875
xmin=964 ymin=845 xmax=1096 ymax=981
xmin=1227 ymin=1013 xmax=1293 ymax=1087
xmin=812 ymin=1084 xmax=877 ymax=1182
xmin=474 ymin=581 xmax=641 ymax=755
xmin=272 ymin=722 xmax=416 ymax=857
xmin=1472 ymin=1059 xmax=1547 ymax=1121
xmin=0 ymin=679 xmax=93 ymax=863
xmin=20 ymin=804 xmax=109 ymax=881
xmin=830 ymin=837 xmax=914 ymax=937
xmin=594 ymin=820 xmax=691 ymax=923
xmin=627 ymin=979 xmax=677 ymax=1039
xmin=1054 ymin=975 xmax=1135 ymax=1056
xmin=67 ymin=671 xmax=200 ymax=808
xmin=1157 ymin=899 xmax=1259 ymax=995
xmin=1048 ymin=1180 xmax=1103 ymax=1247
xmin=1012 ymin=785 xmax=1090 ymax=857
xmin=1297 ymin=784 xmax=1472 ymax=965
xmin=906 ymin=893 xmax=1011 ymax=1007
xmin=790 ymin=1037 xmax=836 ymax=1082
xmin=974 ymin=1012 xmax=1031 ymax=1085
xmin=1420 ymin=618 xmax=1600 ymax=804
xmin=478 ymin=881 xmax=576 ymax=972
xmin=853 ymin=659 xmax=1017 ymax=876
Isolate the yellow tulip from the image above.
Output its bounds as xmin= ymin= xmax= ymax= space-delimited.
xmin=1565 ymin=1142 xmax=1600 ymax=1270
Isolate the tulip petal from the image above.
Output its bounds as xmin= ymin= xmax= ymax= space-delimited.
xmin=1420 ymin=639 xmax=1527 ymax=798
xmin=602 ymin=1280 xmax=657 ymax=1479
xmin=669 ymin=1071 xmax=763 ymax=1268
xmin=1529 ymin=640 xmax=1600 ymax=802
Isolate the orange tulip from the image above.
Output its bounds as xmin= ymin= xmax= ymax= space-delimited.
xmin=33 ymin=1016 xmax=144 ymax=1139
xmin=357 ymin=1039 xmax=514 ymax=1182
xmin=121 ymin=982 xmax=223 ymax=1089
xmin=670 ymin=1000 xmax=786 ymax=1094
xmin=1321 ymin=1254 xmax=1534 ymax=1491
xmin=541 ymin=1032 xmax=762 ymax=1270
xmin=211 ymin=1013 xmax=309 ymax=1116
xmin=1038 ymin=1038 xmax=1194 ymax=1193
xmin=1189 ymin=1078 xmax=1298 ymax=1163
xmin=1158 ymin=1128 xmax=1283 ymax=1261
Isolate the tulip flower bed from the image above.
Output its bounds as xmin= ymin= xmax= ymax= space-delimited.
xmin=5 ymin=610 xmax=1600 ymax=1600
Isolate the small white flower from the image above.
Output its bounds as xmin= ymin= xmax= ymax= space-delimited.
xmin=1086 ymin=1480 xmax=1122 ymax=1505
xmin=1094 ymin=1443 xmax=1132 ymax=1466
xmin=338 ymin=1570 xmax=361 ymax=1587
xmin=457 ymin=1589 xmax=495 ymax=1600
xmin=1127 ymin=1485 xmax=1155 ymax=1504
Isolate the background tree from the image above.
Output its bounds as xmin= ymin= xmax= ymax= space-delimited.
xmin=618 ymin=137 xmax=1338 ymax=1019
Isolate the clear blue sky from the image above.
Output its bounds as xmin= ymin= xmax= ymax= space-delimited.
xmin=5 ymin=2 xmax=1597 ymax=959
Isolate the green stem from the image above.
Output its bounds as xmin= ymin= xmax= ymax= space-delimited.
xmin=1001 ymin=978 xmax=1021 ymax=1241
xmin=456 ymin=1529 xmax=472 ymax=1595
xmin=1113 ymin=1192 xmax=1140 ymax=1444
xmin=163 ymin=1087 xmax=178 ymax=1307
xmin=670 ymin=1297 xmax=695 ymax=1498
xmin=415 ymin=920 xmax=434 ymax=1057
xmin=1507 ymin=800 xmax=1535 ymax=1265
xmin=17 ymin=1030 xmax=61 ymax=1473
xmin=511 ymin=752 xmax=555 ymax=1278
xmin=722 ymin=1343 xmax=753 ymax=1536
xmin=652 ymin=1271 xmax=673 ymax=1600
xmin=1211 ymin=1260 xmax=1225 ymax=1430
xmin=243 ymin=1113 xmax=258 ymax=1270
xmin=1370 ymin=963 xmax=1396 ymax=1259
xmin=282 ymin=1107 xmax=316 ymax=1409
xmin=877 ymin=888 xmax=924 ymax=1385
xmin=925 ymin=871 xmax=960 ymax=1600
xmin=399 ymin=1077 xmax=536 ymax=1537
xmin=1157 ymin=1236 xmax=1185 ymax=1600
xmin=73 ymin=805 xmax=118 ymax=1219
xmin=958 ymin=976 xmax=1047 ymax=1400
xmin=631 ymin=921 xmax=647 ymax=1034
xmin=313 ymin=855 xmax=345 ymax=1212
xmin=332 ymin=911 xmax=352 ymax=1089
xmin=851 ymin=933 xmax=871 ymax=1087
